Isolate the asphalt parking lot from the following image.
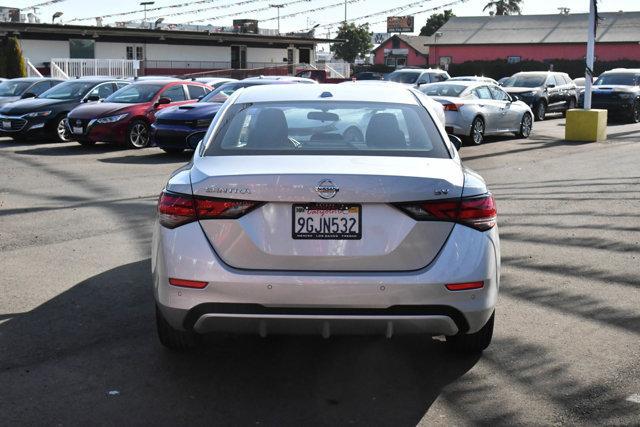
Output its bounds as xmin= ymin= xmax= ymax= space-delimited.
xmin=1 ymin=117 xmax=639 ymax=425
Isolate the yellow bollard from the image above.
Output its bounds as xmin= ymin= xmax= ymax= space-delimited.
xmin=565 ymin=109 xmax=608 ymax=142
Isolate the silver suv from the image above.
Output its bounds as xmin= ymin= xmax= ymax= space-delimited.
xmin=386 ymin=68 xmax=451 ymax=87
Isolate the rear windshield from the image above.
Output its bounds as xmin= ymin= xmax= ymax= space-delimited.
xmin=204 ymin=101 xmax=450 ymax=158
xmin=594 ymin=74 xmax=639 ymax=86
xmin=386 ymin=71 xmax=421 ymax=84
xmin=419 ymin=83 xmax=467 ymax=97
xmin=0 ymin=81 xmax=31 ymax=96
xmin=503 ymin=75 xmax=546 ymax=88
xmin=106 ymin=84 xmax=164 ymax=103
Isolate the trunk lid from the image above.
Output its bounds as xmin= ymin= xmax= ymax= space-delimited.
xmin=190 ymin=155 xmax=463 ymax=271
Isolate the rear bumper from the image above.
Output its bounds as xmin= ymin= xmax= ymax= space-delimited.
xmin=152 ymin=221 xmax=500 ymax=337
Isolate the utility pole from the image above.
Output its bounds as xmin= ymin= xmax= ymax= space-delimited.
xmin=344 ymin=0 xmax=347 ymax=23
xmin=584 ymin=0 xmax=596 ymax=110
xmin=270 ymin=4 xmax=285 ymax=34
xmin=140 ymin=2 xmax=154 ymax=29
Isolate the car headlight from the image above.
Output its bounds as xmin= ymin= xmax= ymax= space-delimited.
xmin=96 ymin=113 xmax=128 ymax=124
xmin=195 ymin=119 xmax=212 ymax=128
xmin=24 ymin=110 xmax=52 ymax=118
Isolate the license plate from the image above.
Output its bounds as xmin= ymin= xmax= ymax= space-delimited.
xmin=72 ymin=126 xmax=83 ymax=135
xmin=2 ymin=121 xmax=11 ymax=129
xmin=292 ymin=203 xmax=361 ymax=240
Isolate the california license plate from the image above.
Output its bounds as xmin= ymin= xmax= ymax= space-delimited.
xmin=292 ymin=203 xmax=361 ymax=240
xmin=2 ymin=121 xmax=11 ymax=129
xmin=72 ymin=126 xmax=83 ymax=134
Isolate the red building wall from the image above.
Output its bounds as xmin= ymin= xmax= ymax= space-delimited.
xmin=428 ymin=43 xmax=640 ymax=65
xmin=373 ymin=39 xmax=428 ymax=67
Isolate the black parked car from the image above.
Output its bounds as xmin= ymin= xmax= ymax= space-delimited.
xmin=0 ymin=77 xmax=63 ymax=106
xmin=0 ymin=78 xmax=128 ymax=142
xmin=502 ymin=71 xmax=578 ymax=121
xmin=151 ymin=79 xmax=295 ymax=154
xmin=578 ymin=68 xmax=640 ymax=123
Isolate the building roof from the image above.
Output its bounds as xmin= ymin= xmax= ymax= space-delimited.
xmin=371 ymin=34 xmax=430 ymax=55
xmin=427 ymin=12 xmax=640 ymax=45
xmin=0 ymin=22 xmax=336 ymax=47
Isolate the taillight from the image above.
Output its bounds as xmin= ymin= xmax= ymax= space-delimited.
xmin=158 ymin=191 xmax=262 ymax=228
xmin=445 ymin=281 xmax=484 ymax=291
xmin=394 ymin=194 xmax=497 ymax=231
xmin=169 ymin=278 xmax=208 ymax=289
xmin=443 ymin=103 xmax=462 ymax=112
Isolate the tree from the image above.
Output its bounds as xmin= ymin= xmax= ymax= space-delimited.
xmin=420 ymin=10 xmax=455 ymax=37
xmin=3 ymin=37 xmax=26 ymax=78
xmin=330 ymin=23 xmax=373 ymax=64
xmin=483 ymin=0 xmax=523 ymax=16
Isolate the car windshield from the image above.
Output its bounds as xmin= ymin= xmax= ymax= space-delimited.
xmin=105 ymin=84 xmax=163 ymax=103
xmin=200 ymin=82 xmax=251 ymax=103
xmin=594 ymin=74 xmax=638 ymax=86
xmin=386 ymin=71 xmax=421 ymax=84
xmin=39 ymin=81 xmax=96 ymax=100
xmin=502 ymin=75 xmax=547 ymax=88
xmin=204 ymin=101 xmax=449 ymax=158
xmin=0 ymin=81 xmax=32 ymax=96
xmin=419 ymin=83 xmax=467 ymax=97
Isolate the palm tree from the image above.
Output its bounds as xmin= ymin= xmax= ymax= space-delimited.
xmin=483 ymin=0 xmax=523 ymax=16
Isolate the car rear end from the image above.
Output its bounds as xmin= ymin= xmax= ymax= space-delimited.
xmin=152 ymin=85 xmax=499 ymax=351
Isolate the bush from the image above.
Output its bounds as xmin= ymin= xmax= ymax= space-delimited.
xmin=0 ymin=37 xmax=26 ymax=78
xmin=447 ymin=58 xmax=640 ymax=79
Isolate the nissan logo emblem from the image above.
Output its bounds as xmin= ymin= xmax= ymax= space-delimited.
xmin=315 ymin=179 xmax=339 ymax=199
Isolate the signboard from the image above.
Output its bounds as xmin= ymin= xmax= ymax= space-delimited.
xmin=233 ymin=19 xmax=259 ymax=34
xmin=371 ymin=33 xmax=390 ymax=45
xmin=387 ymin=16 xmax=414 ymax=33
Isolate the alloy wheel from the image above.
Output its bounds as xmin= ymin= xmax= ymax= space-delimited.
xmin=56 ymin=117 xmax=72 ymax=142
xmin=521 ymin=114 xmax=532 ymax=137
xmin=129 ymin=122 xmax=150 ymax=148
xmin=472 ymin=118 xmax=484 ymax=145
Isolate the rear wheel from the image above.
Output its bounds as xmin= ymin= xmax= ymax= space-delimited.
xmin=465 ymin=117 xmax=484 ymax=145
xmin=126 ymin=120 xmax=150 ymax=149
xmin=156 ymin=306 xmax=201 ymax=350
xmin=446 ymin=312 xmax=494 ymax=354
xmin=516 ymin=113 xmax=533 ymax=139
xmin=534 ymin=101 xmax=547 ymax=121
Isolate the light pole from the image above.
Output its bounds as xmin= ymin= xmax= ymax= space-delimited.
xmin=434 ymin=31 xmax=443 ymax=68
xmin=270 ymin=4 xmax=285 ymax=34
xmin=52 ymin=11 xmax=63 ymax=24
xmin=344 ymin=0 xmax=347 ymax=23
xmin=584 ymin=0 xmax=596 ymax=110
xmin=140 ymin=1 xmax=155 ymax=28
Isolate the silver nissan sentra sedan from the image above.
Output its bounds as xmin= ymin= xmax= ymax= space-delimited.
xmin=152 ymin=84 xmax=500 ymax=353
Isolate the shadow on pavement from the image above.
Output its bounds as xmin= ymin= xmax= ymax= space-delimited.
xmin=0 ymin=259 xmax=479 ymax=425
xmin=15 ymin=143 xmax=126 ymax=156
xmin=98 ymin=151 xmax=193 ymax=165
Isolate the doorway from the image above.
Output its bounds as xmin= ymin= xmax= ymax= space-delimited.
xmin=231 ymin=45 xmax=247 ymax=69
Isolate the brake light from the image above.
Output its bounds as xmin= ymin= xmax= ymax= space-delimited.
xmin=394 ymin=194 xmax=497 ymax=231
xmin=158 ymin=191 xmax=262 ymax=228
xmin=169 ymin=278 xmax=208 ymax=289
xmin=443 ymin=103 xmax=462 ymax=112
xmin=445 ymin=281 xmax=484 ymax=291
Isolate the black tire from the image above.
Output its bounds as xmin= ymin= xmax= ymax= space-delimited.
xmin=126 ymin=120 xmax=151 ymax=149
xmin=160 ymin=147 xmax=184 ymax=154
xmin=464 ymin=117 xmax=484 ymax=145
xmin=534 ymin=101 xmax=547 ymax=121
xmin=628 ymin=100 xmax=640 ymax=123
xmin=562 ymin=98 xmax=576 ymax=117
xmin=52 ymin=114 xmax=73 ymax=143
xmin=77 ymin=139 xmax=96 ymax=147
xmin=11 ymin=135 xmax=28 ymax=142
xmin=516 ymin=113 xmax=533 ymax=139
xmin=156 ymin=305 xmax=201 ymax=350
xmin=446 ymin=312 xmax=494 ymax=354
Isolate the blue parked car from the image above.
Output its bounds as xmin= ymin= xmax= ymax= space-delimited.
xmin=152 ymin=79 xmax=296 ymax=154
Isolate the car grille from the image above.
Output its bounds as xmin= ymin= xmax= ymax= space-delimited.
xmin=156 ymin=118 xmax=191 ymax=126
xmin=0 ymin=117 xmax=27 ymax=132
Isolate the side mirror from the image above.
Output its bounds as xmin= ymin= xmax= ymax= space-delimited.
xmin=546 ymin=83 xmax=556 ymax=89
xmin=85 ymin=95 xmax=100 ymax=102
xmin=197 ymin=95 xmax=205 ymax=101
xmin=154 ymin=97 xmax=171 ymax=107
xmin=21 ymin=92 xmax=36 ymax=99
xmin=448 ymin=134 xmax=462 ymax=151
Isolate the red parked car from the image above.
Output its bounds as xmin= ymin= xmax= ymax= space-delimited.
xmin=66 ymin=80 xmax=211 ymax=148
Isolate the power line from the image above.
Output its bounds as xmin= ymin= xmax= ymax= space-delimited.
xmin=260 ymin=0 xmax=360 ymax=23
xmin=67 ymin=0 xmax=225 ymax=23
xmin=180 ymin=0 xmax=312 ymax=24
xmin=139 ymin=0 xmax=271 ymax=23
xmin=23 ymin=0 xmax=66 ymax=10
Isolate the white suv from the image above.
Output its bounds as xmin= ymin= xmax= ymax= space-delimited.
xmin=386 ymin=68 xmax=451 ymax=87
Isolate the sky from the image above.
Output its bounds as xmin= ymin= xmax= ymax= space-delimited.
xmin=11 ymin=0 xmax=640 ymax=36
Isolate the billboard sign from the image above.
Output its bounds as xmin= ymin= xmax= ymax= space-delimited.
xmin=387 ymin=16 xmax=414 ymax=33
xmin=371 ymin=33 xmax=390 ymax=45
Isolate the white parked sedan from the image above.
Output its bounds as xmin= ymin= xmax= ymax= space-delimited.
xmin=152 ymin=84 xmax=500 ymax=353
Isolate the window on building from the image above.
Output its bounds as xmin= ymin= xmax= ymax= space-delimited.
xmin=391 ymin=37 xmax=400 ymax=49
xmin=126 ymin=46 xmax=144 ymax=60
xmin=69 ymin=39 xmax=95 ymax=59
xmin=385 ymin=57 xmax=396 ymax=67
xmin=507 ymin=56 xmax=521 ymax=64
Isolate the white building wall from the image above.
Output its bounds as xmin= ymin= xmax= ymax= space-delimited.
xmin=246 ymin=47 xmax=288 ymax=64
xmin=95 ymin=42 xmax=128 ymax=59
xmin=20 ymin=39 xmax=68 ymax=66
xmin=144 ymin=43 xmax=229 ymax=62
